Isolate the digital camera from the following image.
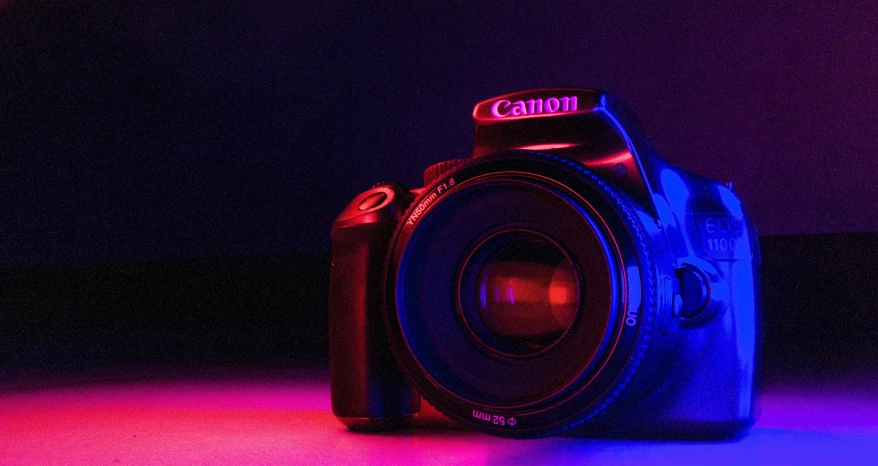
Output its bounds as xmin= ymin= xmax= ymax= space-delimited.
xmin=328 ymin=88 xmax=761 ymax=439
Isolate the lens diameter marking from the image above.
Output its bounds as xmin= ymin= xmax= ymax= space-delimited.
xmin=472 ymin=409 xmax=517 ymax=428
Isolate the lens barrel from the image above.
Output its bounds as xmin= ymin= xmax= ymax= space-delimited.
xmin=385 ymin=152 xmax=659 ymax=438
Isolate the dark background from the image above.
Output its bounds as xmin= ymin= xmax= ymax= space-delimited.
xmin=1 ymin=1 xmax=876 ymax=385
xmin=3 ymin=0 xmax=877 ymax=266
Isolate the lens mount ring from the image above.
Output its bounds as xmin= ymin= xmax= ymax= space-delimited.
xmin=384 ymin=151 xmax=661 ymax=438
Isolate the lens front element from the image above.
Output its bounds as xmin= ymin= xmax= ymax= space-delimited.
xmin=463 ymin=231 xmax=580 ymax=356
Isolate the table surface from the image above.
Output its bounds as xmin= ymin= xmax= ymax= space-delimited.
xmin=1 ymin=369 xmax=876 ymax=465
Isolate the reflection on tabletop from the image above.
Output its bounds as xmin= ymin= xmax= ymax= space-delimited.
xmin=0 ymin=369 xmax=875 ymax=466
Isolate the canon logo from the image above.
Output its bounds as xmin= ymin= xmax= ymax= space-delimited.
xmin=490 ymin=96 xmax=578 ymax=118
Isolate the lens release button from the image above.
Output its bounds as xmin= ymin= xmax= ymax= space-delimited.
xmin=677 ymin=267 xmax=709 ymax=319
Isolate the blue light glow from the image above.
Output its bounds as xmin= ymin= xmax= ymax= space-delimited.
xmin=659 ymin=167 xmax=691 ymax=212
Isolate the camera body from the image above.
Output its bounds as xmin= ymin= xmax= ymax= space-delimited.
xmin=329 ymin=89 xmax=761 ymax=439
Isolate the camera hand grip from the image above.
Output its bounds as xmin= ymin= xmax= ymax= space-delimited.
xmin=328 ymin=186 xmax=419 ymax=430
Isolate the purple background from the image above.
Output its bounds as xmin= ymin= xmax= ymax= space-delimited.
xmin=2 ymin=6 xmax=876 ymax=458
xmin=2 ymin=1 xmax=877 ymax=265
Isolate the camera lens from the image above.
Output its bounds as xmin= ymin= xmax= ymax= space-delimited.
xmin=385 ymin=152 xmax=656 ymax=437
xmin=460 ymin=231 xmax=579 ymax=356
xmin=391 ymin=173 xmax=617 ymax=407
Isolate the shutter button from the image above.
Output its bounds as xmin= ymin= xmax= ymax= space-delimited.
xmin=358 ymin=191 xmax=388 ymax=211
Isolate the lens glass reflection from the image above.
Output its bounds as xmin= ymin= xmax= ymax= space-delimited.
xmin=470 ymin=232 xmax=579 ymax=354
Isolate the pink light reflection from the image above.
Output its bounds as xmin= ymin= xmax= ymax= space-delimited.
xmin=589 ymin=150 xmax=633 ymax=166
xmin=517 ymin=143 xmax=580 ymax=151
xmin=0 ymin=370 xmax=875 ymax=465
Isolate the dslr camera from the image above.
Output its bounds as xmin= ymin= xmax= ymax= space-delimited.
xmin=329 ymin=88 xmax=761 ymax=439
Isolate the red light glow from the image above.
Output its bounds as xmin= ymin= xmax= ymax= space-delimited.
xmin=0 ymin=371 xmax=876 ymax=464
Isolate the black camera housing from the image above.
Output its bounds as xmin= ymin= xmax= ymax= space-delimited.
xmin=329 ymin=89 xmax=761 ymax=439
